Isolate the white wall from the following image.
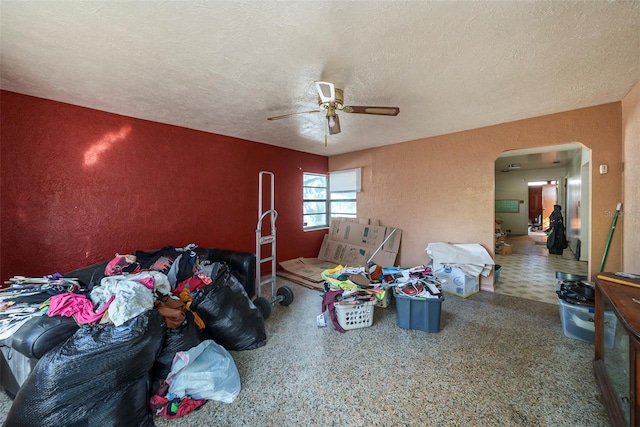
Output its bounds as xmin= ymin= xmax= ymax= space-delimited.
xmin=565 ymin=147 xmax=590 ymax=261
xmin=580 ymin=148 xmax=590 ymax=262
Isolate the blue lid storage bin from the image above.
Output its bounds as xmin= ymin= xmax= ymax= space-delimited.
xmin=394 ymin=288 xmax=444 ymax=332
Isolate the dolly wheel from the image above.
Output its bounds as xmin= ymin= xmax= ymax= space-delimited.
xmin=277 ymin=286 xmax=294 ymax=306
xmin=254 ymin=296 xmax=272 ymax=320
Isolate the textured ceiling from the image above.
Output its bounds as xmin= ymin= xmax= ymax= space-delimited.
xmin=1 ymin=1 xmax=639 ymax=157
xmin=495 ymin=143 xmax=583 ymax=172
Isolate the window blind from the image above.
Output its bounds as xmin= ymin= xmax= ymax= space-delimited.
xmin=329 ymin=168 xmax=361 ymax=192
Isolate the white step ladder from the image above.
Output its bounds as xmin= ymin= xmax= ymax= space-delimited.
xmin=254 ymin=171 xmax=293 ymax=320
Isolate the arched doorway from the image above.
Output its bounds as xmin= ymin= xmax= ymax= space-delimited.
xmin=493 ymin=143 xmax=590 ymax=304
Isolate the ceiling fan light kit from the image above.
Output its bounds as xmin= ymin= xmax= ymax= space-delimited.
xmin=327 ymin=113 xmax=341 ymax=135
xmin=315 ymin=81 xmax=336 ymax=104
xmin=267 ymin=81 xmax=400 ymax=137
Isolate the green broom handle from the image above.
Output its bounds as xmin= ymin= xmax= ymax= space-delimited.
xmin=599 ymin=202 xmax=622 ymax=272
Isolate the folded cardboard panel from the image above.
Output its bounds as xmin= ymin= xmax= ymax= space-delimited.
xmin=329 ymin=220 xmax=402 ymax=250
xmin=319 ymin=238 xmax=371 ymax=265
xmin=336 ymin=221 xmax=387 ymax=247
xmin=278 ymin=257 xmax=336 ymax=281
xmin=332 ymin=217 xmax=375 ymax=225
xmin=319 ymin=219 xmax=401 ymax=267
xmin=328 ymin=220 xmax=342 ymax=239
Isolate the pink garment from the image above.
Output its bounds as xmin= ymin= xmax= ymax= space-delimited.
xmin=105 ymin=254 xmax=138 ymax=276
xmin=48 ymin=293 xmax=115 ymax=324
xmin=134 ymin=276 xmax=155 ymax=289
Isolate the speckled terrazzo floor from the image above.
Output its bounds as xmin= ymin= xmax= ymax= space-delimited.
xmin=0 ymin=277 xmax=610 ymax=426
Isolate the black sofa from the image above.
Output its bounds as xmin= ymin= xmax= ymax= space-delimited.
xmin=0 ymin=247 xmax=256 ymax=399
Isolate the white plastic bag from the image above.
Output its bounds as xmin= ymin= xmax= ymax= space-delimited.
xmin=166 ymin=339 xmax=241 ymax=403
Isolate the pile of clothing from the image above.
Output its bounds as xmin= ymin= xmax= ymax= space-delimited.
xmin=3 ymin=244 xmax=265 ymax=426
xmin=0 ymin=275 xmax=81 ymax=340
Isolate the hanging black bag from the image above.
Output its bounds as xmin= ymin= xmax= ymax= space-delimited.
xmin=546 ymin=205 xmax=568 ymax=254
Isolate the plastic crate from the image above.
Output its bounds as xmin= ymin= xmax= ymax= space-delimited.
xmin=558 ymin=297 xmax=616 ymax=347
xmin=334 ymin=301 xmax=374 ymax=330
xmin=394 ymin=288 xmax=444 ymax=332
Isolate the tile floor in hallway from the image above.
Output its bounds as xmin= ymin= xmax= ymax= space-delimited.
xmin=494 ymin=232 xmax=589 ymax=305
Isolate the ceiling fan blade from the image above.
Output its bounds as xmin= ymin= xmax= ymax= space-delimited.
xmin=328 ymin=113 xmax=341 ymax=135
xmin=315 ymin=81 xmax=335 ymax=103
xmin=267 ymin=110 xmax=321 ymax=121
xmin=342 ymin=105 xmax=400 ymax=116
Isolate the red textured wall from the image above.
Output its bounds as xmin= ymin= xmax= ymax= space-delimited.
xmin=0 ymin=91 xmax=328 ymax=281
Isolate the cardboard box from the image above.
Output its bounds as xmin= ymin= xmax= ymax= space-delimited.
xmin=497 ymin=244 xmax=512 ymax=255
xmin=318 ymin=219 xmax=402 ymax=266
xmin=431 ymin=261 xmax=479 ymax=298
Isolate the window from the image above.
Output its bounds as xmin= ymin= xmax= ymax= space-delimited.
xmin=303 ymin=170 xmax=359 ymax=230
xmin=303 ymin=173 xmax=328 ymax=229
xmin=330 ymin=191 xmax=357 ymax=218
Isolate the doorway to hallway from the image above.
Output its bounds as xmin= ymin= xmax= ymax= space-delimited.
xmin=494 ymin=143 xmax=590 ymax=304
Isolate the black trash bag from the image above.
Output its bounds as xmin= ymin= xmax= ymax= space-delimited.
xmin=546 ymin=204 xmax=568 ymax=255
xmin=4 ymin=310 xmax=166 ymax=427
xmin=191 ymin=264 xmax=266 ymax=351
xmin=152 ymin=312 xmax=202 ymax=380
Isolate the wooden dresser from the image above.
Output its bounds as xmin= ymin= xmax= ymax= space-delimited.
xmin=594 ymin=273 xmax=640 ymax=426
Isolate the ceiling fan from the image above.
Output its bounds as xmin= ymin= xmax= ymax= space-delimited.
xmin=267 ymin=81 xmax=400 ymax=136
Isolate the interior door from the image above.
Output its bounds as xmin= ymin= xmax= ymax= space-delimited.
xmin=541 ymin=183 xmax=557 ymax=230
xmin=528 ymin=186 xmax=542 ymax=224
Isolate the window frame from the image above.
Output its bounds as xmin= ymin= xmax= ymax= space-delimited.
xmin=303 ymin=172 xmax=330 ymax=230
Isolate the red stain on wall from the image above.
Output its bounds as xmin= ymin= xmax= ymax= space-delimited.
xmin=0 ymin=91 xmax=328 ymax=281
